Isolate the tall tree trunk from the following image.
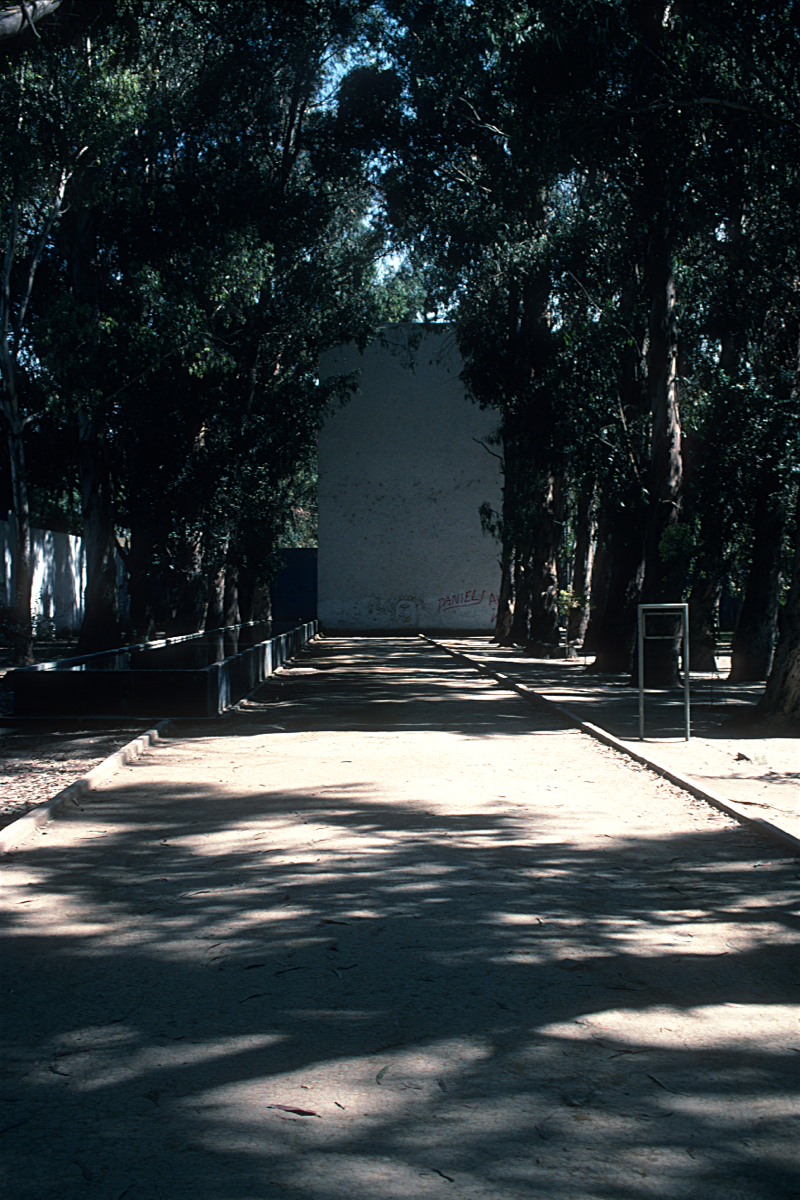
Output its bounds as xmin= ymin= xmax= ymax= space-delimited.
xmin=171 ymin=527 xmax=208 ymax=635
xmin=77 ymin=413 xmax=121 ymax=655
xmin=688 ymin=572 xmax=722 ymax=672
xmin=492 ymin=431 xmax=515 ymax=644
xmin=584 ymin=504 xmax=644 ymax=673
xmin=759 ymin=485 xmax=800 ymax=723
xmin=224 ymin=564 xmax=240 ymax=627
xmin=639 ymin=222 xmax=683 ymax=686
xmin=492 ymin=547 xmax=514 ymax=645
xmin=168 ymin=421 xmax=210 ymax=635
xmin=581 ymin=525 xmax=608 ymax=657
xmin=566 ymin=484 xmax=595 ymax=648
xmin=526 ymin=470 xmax=563 ymax=653
xmin=584 ymin=247 xmax=647 ymax=673
xmin=205 ymin=561 xmax=226 ymax=631
xmin=507 ymin=543 xmax=532 ymax=647
xmin=681 ymin=451 xmax=724 ymax=676
xmin=126 ymin=524 xmax=158 ymax=642
xmin=4 ymin=422 xmax=34 ymax=662
xmin=729 ymin=477 xmax=785 ymax=681
xmin=205 ymin=527 xmax=233 ymax=630
xmin=1 ymin=188 xmax=33 ymax=662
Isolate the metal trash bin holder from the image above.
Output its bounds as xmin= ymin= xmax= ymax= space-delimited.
xmin=637 ymin=603 xmax=690 ymax=741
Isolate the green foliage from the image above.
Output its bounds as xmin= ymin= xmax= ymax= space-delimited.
xmin=2 ymin=0 xmax=394 ymax=639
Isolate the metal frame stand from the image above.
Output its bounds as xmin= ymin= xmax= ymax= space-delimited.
xmin=637 ymin=603 xmax=690 ymax=740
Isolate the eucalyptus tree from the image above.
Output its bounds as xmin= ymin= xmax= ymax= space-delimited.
xmin=31 ymin=0 xmax=386 ymax=646
xmin=370 ymin=2 xmax=692 ymax=668
xmin=0 ymin=0 xmax=138 ymax=657
xmin=369 ymin=1 xmax=800 ymax=697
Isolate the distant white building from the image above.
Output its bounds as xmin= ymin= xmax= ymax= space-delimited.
xmin=318 ymin=325 xmax=502 ymax=633
xmin=1 ymin=519 xmax=86 ymax=635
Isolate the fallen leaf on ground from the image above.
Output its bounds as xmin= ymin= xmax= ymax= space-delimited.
xmin=648 ymin=1074 xmax=685 ymax=1094
xmin=267 ymin=1105 xmax=321 ymax=1118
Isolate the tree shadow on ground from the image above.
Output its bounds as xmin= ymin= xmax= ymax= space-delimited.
xmin=3 ymin=757 xmax=799 ymax=1200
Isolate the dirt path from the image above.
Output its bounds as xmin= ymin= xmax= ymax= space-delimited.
xmin=1 ymin=637 xmax=798 ymax=1200
xmin=0 ymin=721 xmax=151 ymax=830
xmin=436 ymin=638 xmax=800 ymax=846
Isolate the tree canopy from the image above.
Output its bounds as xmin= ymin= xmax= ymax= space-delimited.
xmin=4 ymin=0 xmax=800 ymax=724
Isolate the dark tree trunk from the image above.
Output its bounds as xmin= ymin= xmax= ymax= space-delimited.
xmin=683 ymin=424 xmax=726 ymax=673
xmin=168 ymin=420 xmax=210 ymax=636
xmin=205 ymin=561 xmax=226 ymax=631
xmin=566 ymin=485 xmax=595 ymax=648
xmin=507 ymin=543 xmax=532 ymax=647
xmin=126 ymin=525 xmax=158 ymax=642
xmin=639 ymin=222 xmax=683 ymax=686
xmin=492 ymin=434 xmax=515 ymax=645
xmin=759 ymin=486 xmax=800 ymax=723
xmin=77 ymin=414 xmax=121 ymax=655
xmin=238 ymin=572 xmax=271 ymax=625
xmin=492 ymin=548 xmax=514 ymax=644
xmin=2 ymin=173 xmax=69 ymax=661
xmin=688 ymin=574 xmax=721 ymax=672
xmin=526 ymin=471 xmax=563 ymax=653
xmin=238 ymin=572 xmax=256 ymax=625
xmin=729 ymin=479 xmax=785 ymax=682
xmin=6 ymin=420 xmax=34 ymax=662
xmin=584 ymin=495 xmax=645 ymax=673
xmin=171 ymin=528 xmax=208 ymax=635
xmin=205 ymin=527 xmax=233 ymax=631
xmin=581 ymin=530 xmax=608 ymax=657
xmin=487 ymin=256 xmax=555 ymax=650
xmin=224 ymin=564 xmax=240 ymax=627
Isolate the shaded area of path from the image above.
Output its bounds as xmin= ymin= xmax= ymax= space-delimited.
xmin=1 ymin=637 xmax=799 ymax=1200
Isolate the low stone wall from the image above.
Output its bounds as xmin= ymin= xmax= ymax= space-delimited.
xmin=11 ymin=621 xmax=317 ymax=719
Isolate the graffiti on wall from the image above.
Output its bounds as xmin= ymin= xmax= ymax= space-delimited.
xmin=365 ymin=587 xmax=500 ymax=627
xmin=438 ymin=588 xmax=500 ymax=624
xmin=366 ymin=594 xmax=430 ymax=626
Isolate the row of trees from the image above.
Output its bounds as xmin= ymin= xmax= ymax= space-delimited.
xmin=1 ymin=0 xmax=401 ymax=657
xmin=359 ymin=0 xmax=800 ymax=717
xmin=3 ymin=1 xmax=800 ymax=723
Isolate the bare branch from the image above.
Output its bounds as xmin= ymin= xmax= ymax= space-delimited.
xmin=458 ymin=96 xmax=508 ymax=140
xmin=0 ymin=1 xmax=62 ymax=44
xmin=605 ymin=96 xmax=761 ymax=118
xmin=472 ymin=436 xmax=503 ymax=464
xmin=16 ymin=164 xmax=73 ymax=335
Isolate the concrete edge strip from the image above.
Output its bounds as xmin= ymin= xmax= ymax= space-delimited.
xmin=0 ymin=719 xmax=172 ymax=856
xmin=424 ymin=636 xmax=800 ymax=857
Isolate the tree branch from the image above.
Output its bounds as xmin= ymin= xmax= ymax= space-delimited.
xmin=0 ymin=1 xmax=62 ymax=43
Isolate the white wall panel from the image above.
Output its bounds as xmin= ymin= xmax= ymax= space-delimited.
xmin=318 ymin=326 xmax=502 ymax=632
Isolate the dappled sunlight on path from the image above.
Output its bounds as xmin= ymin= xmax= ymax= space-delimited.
xmin=2 ymin=638 xmax=798 ymax=1199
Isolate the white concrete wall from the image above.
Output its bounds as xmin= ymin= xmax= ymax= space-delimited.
xmin=318 ymin=325 xmax=502 ymax=632
xmin=1 ymin=519 xmax=86 ymax=634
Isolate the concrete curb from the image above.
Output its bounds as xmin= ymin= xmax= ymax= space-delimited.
xmin=0 ymin=719 xmax=172 ymax=856
xmin=425 ymin=636 xmax=800 ymax=857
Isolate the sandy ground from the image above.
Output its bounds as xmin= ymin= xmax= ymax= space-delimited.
xmin=437 ymin=639 xmax=800 ymax=845
xmin=1 ymin=637 xmax=799 ymax=1200
xmin=0 ymin=722 xmax=151 ymax=830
